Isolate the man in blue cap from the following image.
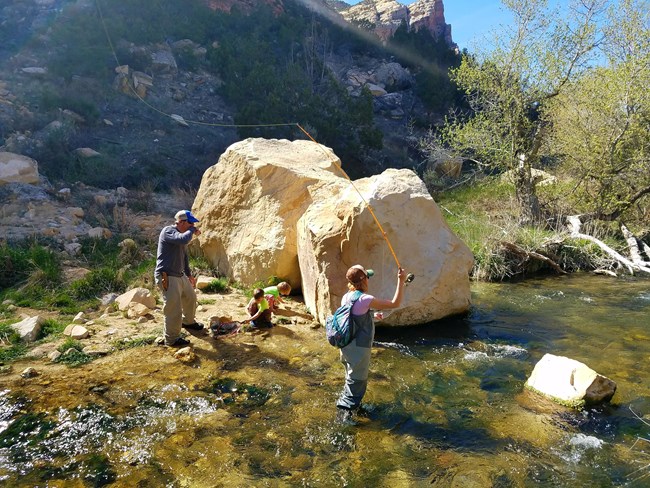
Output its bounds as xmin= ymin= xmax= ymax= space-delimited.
xmin=155 ymin=209 xmax=204 ymax=346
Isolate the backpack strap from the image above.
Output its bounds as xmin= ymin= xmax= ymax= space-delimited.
xmin=349 ymin=290 xmax=363 ymax=305
xmin=347 ymin=290 xmax=363 ymax=339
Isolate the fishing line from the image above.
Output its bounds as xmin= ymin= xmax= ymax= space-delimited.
xmin=94 ymin=0 xmax=413 ymax=280
xmin=95 ymin=0 xmax=296 ymax=130
xmin=296 ymin=124 xmax=405 ymax=272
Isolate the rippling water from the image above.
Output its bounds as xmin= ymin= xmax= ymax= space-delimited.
xmin=1 ymin=274 xmax=649 ymax=486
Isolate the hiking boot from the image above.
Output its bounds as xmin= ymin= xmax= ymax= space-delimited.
xmin=356 ymin=405 xmax=373 ymax=418
xmin=166 ymin=337 xmax=191 ymax=347
xmin=182 ymin=322 xmax=204 ymax=331
xmin=335 ymin=408 xmax=357 ymax=426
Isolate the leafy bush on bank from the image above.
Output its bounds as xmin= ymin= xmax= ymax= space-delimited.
xmin=436 ymin=178 xmax=620 ymax=281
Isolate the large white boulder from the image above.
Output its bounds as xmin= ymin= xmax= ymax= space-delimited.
xmin=0 ymin=152 xmax=39 ymax=185
xmin=526 ymin=353 xmax=617 ymax=407
xmin=194 ymin=138 xmax=473 ymax=326
xmin=194 ymin=138 xmax=342 ymax=289
xmin=298 ymin=168 xmax=473 ymax=325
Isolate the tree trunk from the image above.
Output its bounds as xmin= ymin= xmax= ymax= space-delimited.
xmin=514 ymin=152 xmax=542 ymax=226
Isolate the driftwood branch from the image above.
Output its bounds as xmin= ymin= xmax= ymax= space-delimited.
xmin=500 ymin=241 xmax=567 ymax=274
xmin=621 ymin=223 xmax=650 ymax=267
xmin=642 ymin=240 xmax=650 ymax=262
xmin=567 ymin=215 xmax=650 ymax=275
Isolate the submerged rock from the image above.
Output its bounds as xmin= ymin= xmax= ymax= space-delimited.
xmin=174 ymin=347 xmax=196 ymax=363
xmin=21 ymin=367 xmax=38 ymax=378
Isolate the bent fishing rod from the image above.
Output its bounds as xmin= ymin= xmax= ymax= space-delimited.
xmin=96 ymin=2 xmax=413 ymax=281
xmin=296 ymin=124 xmax=415 ymax=284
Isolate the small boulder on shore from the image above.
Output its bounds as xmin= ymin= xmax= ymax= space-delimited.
xmin=10 ymin=316 xmax=45 ymax=343
xmin=116 ymin=288 xmax=157 ymax=311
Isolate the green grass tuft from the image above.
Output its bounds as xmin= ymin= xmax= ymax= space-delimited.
xmin=57 ymin=338 xmax=84 ymax=353
xmin=38 ymin=319 xmax=67 ymax=340
xmin=202 ymin=278 xmax=229 ymax=294
xmin=0 ymin=344 xmax=28 ymax=363
xmin=112 ymin=336 xmax=157 ymax=350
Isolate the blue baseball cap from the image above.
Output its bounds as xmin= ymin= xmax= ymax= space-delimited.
xmin=174 ymin=210 xmax=199 ymax=223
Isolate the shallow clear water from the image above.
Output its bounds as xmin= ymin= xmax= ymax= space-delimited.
xmin=1 ymin=274 xmax=649 ymax=486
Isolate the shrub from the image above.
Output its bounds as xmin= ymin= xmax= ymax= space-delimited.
xmin=0 ymin=321 xmax=27 ymax=362
xmin=57 ymin=337 xmax=84 ymax=353
xmin=435 ymin=177 xmax=615 ymax=280
xmin=69 ymin=267 xmax=127 ymax=301
xmin=56 ymin=348 xmax=93 ymax=367
xmin=0 ymin=242 xmax=61 ymax=292
xmin=39 ymin=90 xmax=100 ymax=122
xmin=0 ymin=321 xmax=21 ymax=345
xmin=39 ymin=319 xmax=67 ymax=340
xmin=202 ymin=278 xmax=229 ymax=294
xmin=56 ymin=338 xmax=92 ymax=367
xmin=0 ymin=344 xmax=28 ymax=363
xmin=0 ymin=244 xmax=31 ymax=290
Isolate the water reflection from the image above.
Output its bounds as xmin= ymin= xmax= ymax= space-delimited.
xmin=0 ymin=274 xmax=649 ymax=486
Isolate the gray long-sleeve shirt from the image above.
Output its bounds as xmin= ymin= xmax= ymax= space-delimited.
xmin=154 ymin=225 xmax=196 ymax=278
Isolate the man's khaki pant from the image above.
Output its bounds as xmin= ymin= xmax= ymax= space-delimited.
xmin=159 ymin=275 xmax=196 ymax=345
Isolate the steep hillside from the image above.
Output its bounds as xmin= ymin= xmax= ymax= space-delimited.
xmin=0 ymin=0 xmax=461 ymax=190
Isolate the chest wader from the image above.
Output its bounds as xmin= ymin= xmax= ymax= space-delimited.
xmin=336 ymin=309 xmax=374 ymax=410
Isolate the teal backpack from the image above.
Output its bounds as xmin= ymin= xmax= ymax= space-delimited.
xmin=325 ymin=291 xmax=362 ymax=348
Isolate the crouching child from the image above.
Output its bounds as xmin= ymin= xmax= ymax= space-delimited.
xmin=244 ymin=288 xmax=273 ymax=328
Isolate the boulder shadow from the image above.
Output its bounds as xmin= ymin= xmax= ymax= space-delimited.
xmin=273 ymin=306 xmax=313 ymax=321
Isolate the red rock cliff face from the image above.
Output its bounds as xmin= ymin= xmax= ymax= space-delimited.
xmin=204 ymin=0 xmax=284 ymax=15
xmin=340 ymin=0 xmax=453 ymax=46
xmin=409 ymin=0 xmax=452 ymax=45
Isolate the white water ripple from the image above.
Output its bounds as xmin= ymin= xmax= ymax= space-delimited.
xmin=375 ymin=341 xmax=416 ymax=357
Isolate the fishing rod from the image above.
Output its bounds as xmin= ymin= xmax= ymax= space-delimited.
xmin=96 ymin=0 xmax=414 ymax=282
xmin=296 ymin=124 xmax=415 ymax=284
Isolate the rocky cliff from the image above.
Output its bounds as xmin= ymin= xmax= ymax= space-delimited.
xmin=0 ymin=0 xmax=460 ymax=195
xmin=203 ymin=0 xmax=284 ymax=14
xmin=339 ymin=0 xmax=453 ymax=45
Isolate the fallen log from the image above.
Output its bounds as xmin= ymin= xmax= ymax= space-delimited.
xmin=500 ymin=241 xmax=567 ymax=274
xmin=621 ymin=223 xmax=650 ymax=267
xmin=567 ymin=216 xmax=650 ymax=275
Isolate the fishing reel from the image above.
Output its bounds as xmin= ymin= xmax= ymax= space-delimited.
xmin=366 ymin=269 xmax=414 ymax=283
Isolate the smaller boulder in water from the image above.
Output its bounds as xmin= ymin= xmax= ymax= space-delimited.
xmin=526 ymin=353 xmax=616 ymax=407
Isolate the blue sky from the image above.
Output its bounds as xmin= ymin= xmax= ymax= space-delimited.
xmin=343 ymin=0 xmax=513 ymax=50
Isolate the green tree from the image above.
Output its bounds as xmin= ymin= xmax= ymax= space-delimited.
xmin=547 ymin=0 xmax=650 ymax=224
xmin=429 ymin=0 xmax=606 ymax=224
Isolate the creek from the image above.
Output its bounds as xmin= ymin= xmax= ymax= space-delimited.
xmin=1 ymin=274 xmax=649 ymax=487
